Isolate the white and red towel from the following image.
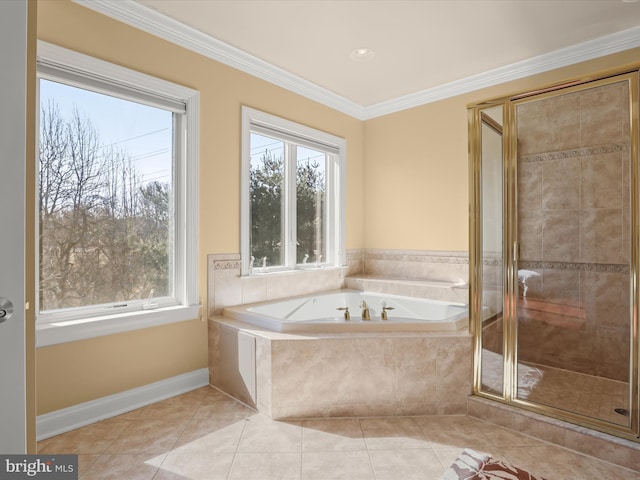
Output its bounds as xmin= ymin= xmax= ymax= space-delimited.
xmin=443 ymin=448 xmax=545 ymax=480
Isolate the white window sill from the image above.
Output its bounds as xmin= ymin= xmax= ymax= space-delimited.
xmin=245 ymin=265 xmax=344 ymax=277
xmin=36 ymin=305 xmax=202 ymax=347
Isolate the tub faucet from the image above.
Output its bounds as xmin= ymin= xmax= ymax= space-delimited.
xmin=336 ymin=306 xmax=350 ymax=320
xmin=381 ymin=306 xmax=395 ymax=320
xmin=360 ymin=301 xmax=371 ymax=321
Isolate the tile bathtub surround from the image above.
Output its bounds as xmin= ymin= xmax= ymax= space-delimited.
xmin=207 ymin=249 xmax=470 ymax=317
xmin=37 ymin=386 xmax=640 ymax=479
xmin=362 ymin=249 xmax=468 ymax=284
xmin=345 ymin=248 xmax=365 ymax=276
xmin=269 ymin=334 xmax=472 ymax=419
xmin=344 ymin=276 xmax=469 ymax=304
xmin=207 ymin=253 xmax=346 ymax=317
xmin=348 ymin=249 xmax=470 ymax=303
xmin=209 ymin=318 xmax=472 ymax=420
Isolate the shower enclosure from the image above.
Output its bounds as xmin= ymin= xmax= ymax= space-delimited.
xmin=469 ymin=70 xmax=639 ymax=439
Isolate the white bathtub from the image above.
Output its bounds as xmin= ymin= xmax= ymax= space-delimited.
xmin=223 ymin=289 xmax=468 ymax=333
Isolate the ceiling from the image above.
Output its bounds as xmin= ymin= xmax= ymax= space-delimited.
xmin=79 ymin=0 xmax=640 ymax=119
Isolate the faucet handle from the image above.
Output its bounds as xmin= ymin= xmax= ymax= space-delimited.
xmin=336 ymin=306 xmax=350 ymax=320
xmin=381 ymin=305 xmax=394 ymax=320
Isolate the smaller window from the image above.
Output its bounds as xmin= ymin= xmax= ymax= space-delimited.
xmin=241 ymin=107 xmax=345 ymax=275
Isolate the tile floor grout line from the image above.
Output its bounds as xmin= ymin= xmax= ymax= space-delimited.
xmin=144 ymin=388 xmax=211 ymax=479
xmin=40 ymin=386 xmax=640 ymax=479
xmin=359 ymin=415 xmax=386 ymax=480
xmin=225 ymin=415 xmax=251 ymax=480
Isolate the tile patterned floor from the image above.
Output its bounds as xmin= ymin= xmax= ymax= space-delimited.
xmin=37 ymin=386 xmax=640 ymax=479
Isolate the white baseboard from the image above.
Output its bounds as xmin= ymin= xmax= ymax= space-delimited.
xmin=37 ymin=368 xmax=209 ymax=440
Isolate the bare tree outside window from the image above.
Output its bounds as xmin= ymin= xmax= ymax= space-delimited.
xmin=38 ymin=81 xmax=173 ymax=312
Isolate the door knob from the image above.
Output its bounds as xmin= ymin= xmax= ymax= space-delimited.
xmin=0 ymin=297 xmax=14 ymax=324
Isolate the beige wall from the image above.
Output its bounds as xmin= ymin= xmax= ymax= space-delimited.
xmin=363 ymin=48 xmax=640 ymax=252
xmin=37 ymin=321 xmax=207 ymax=413
xmin=364 ymin=100 xmax=469 ymax=250
xmin=34 ymin=0 xmax=640 ymax=416
xmin=35 ymin=0 xmax=364 ymax=415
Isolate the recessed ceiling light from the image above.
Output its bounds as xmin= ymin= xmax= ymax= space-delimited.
xmin=350 ymin=47 xmax=375 ymax=61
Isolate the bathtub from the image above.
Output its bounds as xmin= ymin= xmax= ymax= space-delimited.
xmin=223 ymin=289 xmax=468 ymax=333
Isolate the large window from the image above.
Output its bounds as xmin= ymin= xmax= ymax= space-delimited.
xmin=241 ymin=107 xmax=345 ymax=275
xmin=36 ymin=42 xmax=199 ymax=343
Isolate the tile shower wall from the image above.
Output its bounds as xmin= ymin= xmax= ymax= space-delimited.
xmin=515 ymin=81 xmax=630 ymax=381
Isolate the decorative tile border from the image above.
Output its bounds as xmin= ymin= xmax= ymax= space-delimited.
xmin=364 ymin=250 xmax=469 ymax=264
xmin=519 ymin=143 xmax=627 ymax=164
xmin=519 ymin=260 xmax=629 ymax=274
xmin=405 ymin=255 xmax=469 ymax=264
xmin=214 ymin=261 xmax=241 ymax=270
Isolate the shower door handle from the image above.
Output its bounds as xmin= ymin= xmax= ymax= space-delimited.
xmin=513 ymin=242 xmax=519 ymax=262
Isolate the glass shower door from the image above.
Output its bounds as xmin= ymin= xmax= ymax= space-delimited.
xmin=513 ymin=75 xmax=635 ymax=427
xmin=477 ymin=106 xmax=505 ymax=397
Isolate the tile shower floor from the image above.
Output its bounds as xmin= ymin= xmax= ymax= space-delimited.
xmin=37 ymin=386 xmax=640 ymax=480
xmin=483 ymin=349 xmax=630 ymax=426
xmin=518 ymin=363 xmax=630 ymax=426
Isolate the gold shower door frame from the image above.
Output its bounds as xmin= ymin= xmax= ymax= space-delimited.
xmin=469 ymin=70 xmax=640 ymax=441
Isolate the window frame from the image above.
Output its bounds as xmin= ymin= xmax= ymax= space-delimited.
xmin=241 ymin=106 xmax=346 ymax=276
xmin=35 ymin=41 xmax=200 ymax=346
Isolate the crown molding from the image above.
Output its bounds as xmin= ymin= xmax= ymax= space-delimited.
xmin=363 ymin=26 xmax=640 ymax=119
xmin=73 ymin=0 xmax=640 ymax=121
xmin=72 ymin=0 xmax=367 ymax=119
